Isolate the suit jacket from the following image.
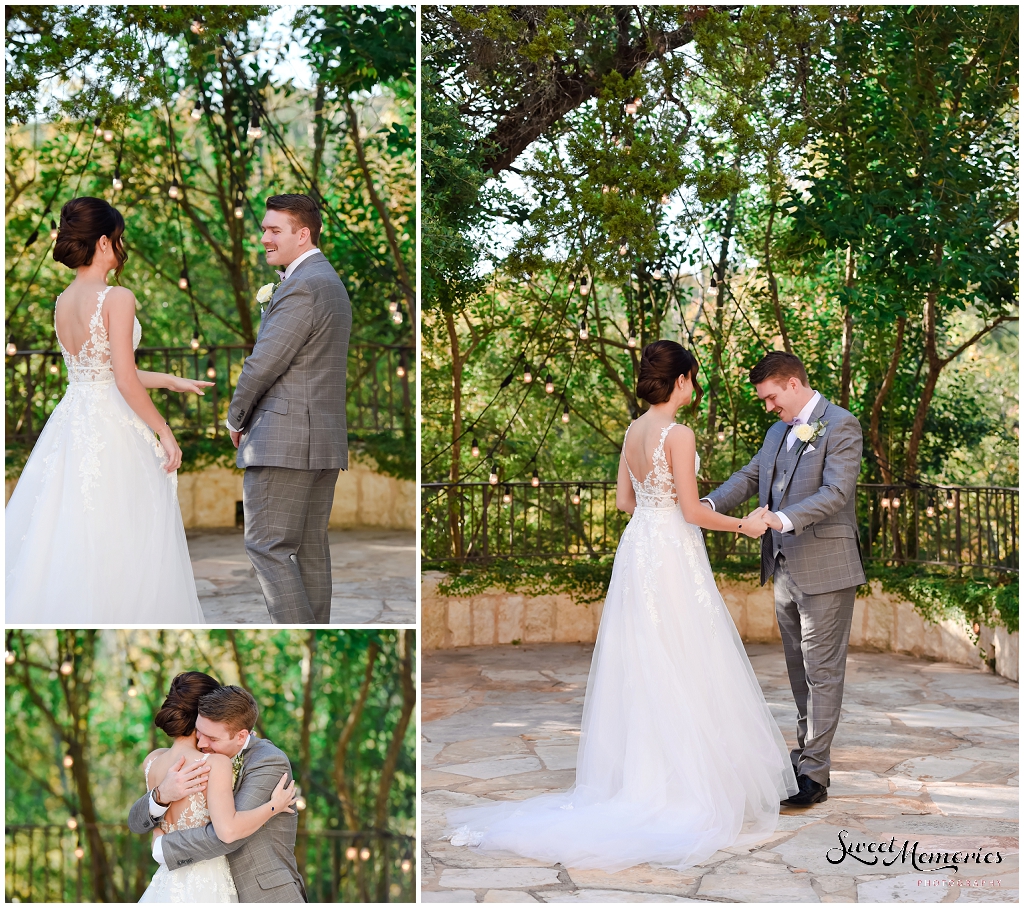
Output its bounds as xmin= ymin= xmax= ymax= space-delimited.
xmin=128 ymin=736 xmax=307 ymax=904
xmin=707 ymin=394 xmax=866 ymax=596
xmin=228 ymin=253 xmax=351 ymax=470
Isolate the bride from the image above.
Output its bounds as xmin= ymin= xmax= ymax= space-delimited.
xmin=6 ymin=197 xmax=211 ymax=622
xmin=447 ymin=340 xmax=799 ymax=872
xmin=140 ymin=672 xmax=296 ymax=903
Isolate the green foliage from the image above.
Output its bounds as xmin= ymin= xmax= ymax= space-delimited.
xmin=431 ymin=556 xmax=615 ymax=604
xmin=351 ymin=431 xmax=416 ymax=482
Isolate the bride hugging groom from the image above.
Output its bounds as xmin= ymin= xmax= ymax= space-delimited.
xmin=130 ymin=673 xmax=306 ymax=903
xmin=448 ymin=342 xmax=865 ymax=872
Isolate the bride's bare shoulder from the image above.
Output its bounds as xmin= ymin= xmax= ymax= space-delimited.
xmin=142 ymin=747 xmax=169 ymax=769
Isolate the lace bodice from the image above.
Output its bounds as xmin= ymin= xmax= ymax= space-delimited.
xmin=144 ymin=754 xmax=212 ymax=833
xmin=624 ymin=423 xmax=700 ymax=510
xmin=55 ymin=287 xmax=142 ymax=383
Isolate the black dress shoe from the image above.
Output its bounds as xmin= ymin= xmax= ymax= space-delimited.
xmin=782 ymin=773 xmax=827 ymax=807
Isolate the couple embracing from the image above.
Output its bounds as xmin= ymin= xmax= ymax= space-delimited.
xmin=131 ymin=672 xmax=305 ymax=903
xmin=449 ymin=342 xmax=864 ymax=871
xmin=6 ymin=193 xmax=350 ymax=624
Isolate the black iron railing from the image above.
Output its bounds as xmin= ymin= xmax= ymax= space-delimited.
xmin=4 ymin=824 xmax=415 ymax=903
xmin=5 ymin=342 xmax=413 ymax=443
xmin=422 ymin=480 xmax=1019 ymax=573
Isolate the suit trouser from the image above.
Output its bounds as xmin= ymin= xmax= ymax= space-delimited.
xmin=243 ymin=466 xmax=340 ymax=624
xmin=773 ymin=555 xmax=856 ymax=787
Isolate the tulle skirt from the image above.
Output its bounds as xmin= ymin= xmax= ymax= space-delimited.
xmin=447 ymin=504 xmax=798 ymax=872
xmin=139 ymin=854 xmax=238 ymax=903
xmin=6 ymin=378 xmax=204 ymax=624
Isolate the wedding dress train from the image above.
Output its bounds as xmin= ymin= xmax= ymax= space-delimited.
xmin=5 ymin=288 xmax=204 ymax=623
xmin=139 ymin=756 xmax=237 ymax=903
xmin=447 ymin=424 xmax=798 ymax=872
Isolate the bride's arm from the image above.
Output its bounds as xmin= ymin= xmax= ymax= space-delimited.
xmin=106 ymin=289 xmax=182 ymax=472
xmin=667 ymin=427 xmax=767 ymax=538
xmin=615 ymin=451 xmax=636 ymax=514
xmin=135 ymin=370 xmax=214 ymax=395
xmin=204 ymin=754 xmax=296 ymax=844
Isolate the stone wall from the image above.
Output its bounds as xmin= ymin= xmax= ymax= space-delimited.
xmin=5 ymin=452 xmax=415 ymax=531
xmin=422 ymin=571 xmax=1019 ymax=682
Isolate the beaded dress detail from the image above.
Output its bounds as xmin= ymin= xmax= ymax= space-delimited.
xmin=447 ymin=422 xmax=798 ymax=872
xmin=140 ymin=754 xmax=238 ymax=903
xmin=5 ymin=287 xmax=204 ymax=623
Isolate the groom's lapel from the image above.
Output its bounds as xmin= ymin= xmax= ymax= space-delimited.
xmin=777 ymin=397 xmax=831 ymax=503
xmin=761 ymin=422 xmax=789 ymax=504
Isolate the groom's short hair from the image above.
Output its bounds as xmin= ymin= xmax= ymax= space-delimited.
xmin=749 ymin=351 xmax=809 ymax=387
xmin=266 ymin=193 xmax=322 ymax=245
xmin=198 ymin=685 xmax=260 ymax=735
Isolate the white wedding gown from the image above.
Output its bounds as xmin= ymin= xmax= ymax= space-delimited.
xmin=139 ymin=756 xmax=237 ymax=903
xmin=5 ymin=287 xmax=204 ymax=623
xmin=447 ymin=423 xmax=798 ymax=872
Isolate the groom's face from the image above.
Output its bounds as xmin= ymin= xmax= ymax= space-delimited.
xmin=195 ymin=714 xmax=250 ymax=757
xmin=754 ymin=377 xmax=809 ymax=425
xmin=261 ymin=210 xmax=310 ymax=267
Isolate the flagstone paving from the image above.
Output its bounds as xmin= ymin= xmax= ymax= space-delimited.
xmin=422 ymin=643 xmax=1019 ymax=903
xmin=188 ymin=527 xmax=416 ymax=624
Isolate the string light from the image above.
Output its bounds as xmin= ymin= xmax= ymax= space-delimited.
xmin=891 ymin=495 xmax=901 ymax=510
xmin=880 ymin=494 xmax=890 ymax=509
xmin=112 ymin=171 xmax=123 ymax=191
xmin=94 ymin=117 xmax=103 ymax=137
xmin=579 ymin=275 xmax=590 ymax=297
xmin=561 ymin=404 xmax=570 ymax=424
xmin=295 ymin=796 xmax=306 ymax=810
xmin=502 ymin=485 xmax=512 ymax=505
xmin=396 ymin=365 xmax=406 ymax=378
xmin=4 ymin=650 xmax=15 ymax=665
xmin=652 ymin=265 xmax=664 ymax=280
xmin=59 ymin=660 xmax=73 ymax=675
xmin=470 ymin=439 xmax=480 ymax=457
xmin=234 ymin=190 xmax=245 ymax=219
xmin=531 ymin=468 xmax=540 ymax=488
xmin=178 ymin=269 xmax=189 ymax=291
xmin=401 ymin=859 xmax=412 ymax=874
xmin=360 ymin=848 xmax=371 ymax=862
xmin=190 ymin=331 xmax=201 ymax=351
xmin=49 ymin=359 xmax=59 ymax=375
xmin=627 ymin=331 xmax=637 ymax=349
xmin=523 ymin=364 xmax=533 ymax=384
xmin=191 ymin=99 xmax=203 ymax=120
xmin=6 ymin=342 xmax=17 ymax=357
xmin=190 ymin=19 xmax=205 ymax=34
xmin=345 ymin=847 xmax=358 ymax=861
xmin=168 ymin=178 xmax=181 ymax=200
xmin=578 ymin=320 xmax=589 ymax=341
xmin=488 ymin=464 xmax=499 ymax=485
xmin=74 ymin=845 xmax=85 ymax=860
xmin=247 ymin=114 xmax=263 ymax=141
xmin=50 ymin=220 xmax=58 ymax=240
xmin=63 ymin=754 xmax=74 ymax=768
xmin=66 ymin=817 xmax=78 ymax=830
xmin=945 ymin=492 xmax=956 ymax=509
xmin=625 ymin=101 xmax=637 ymax=116
xmin=392 ymin=305 xmax=403 ymax=324
xmin=571 ymin=485 xmax=581 ymax=505
xmin=103 ymin=129 xmax=114 ymax=143
xmin=544 ymin=375 xmax=554 ymax=394
xmin=618 ymin=242 xmax=628 ymax=256
xmin=716 ymin=429 xmax=726 ymax=442
xmin=206 ymin=360 xmax=216 ymax=379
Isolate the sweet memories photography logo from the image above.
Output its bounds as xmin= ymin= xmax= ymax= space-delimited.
xmin=826 ymin=829 xmax=1005 ymax=874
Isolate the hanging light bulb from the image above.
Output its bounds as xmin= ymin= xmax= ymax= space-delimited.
xmin=388 ymin=299 xmax=399 ymax=313
xmin=360 ymin=848 xmax=371 ymax=862
xmin=489 ymin=464 xmax=499 ymax=485
xmin=579 ymin=275 xmax=590 ymax=297
xmin=74 ymin=845 xmax=85 ymax=860
xmin=572 ymin=485 xmax=582 ymax=505
xmin=627 ymin=327 xmax=637 ymax=348
xmin=178 ymin=269 xmax=189 ymax=291
xmin=945 ymin=493 xmax=956 ymax=509
xmin=234 ymin=192 xmax=245 ymax=219
xmin=4 ymin=650 xmax=16 ymax=665
xmin=561 ymin=404 xmax=570 ymax=424
xmin=470 ymin=439 xmax=480 ymax=457
xmin=401 ymin=859 xmax=412 ymax=874
xmin=49 ymin=219 xmax=58 ymax=240
xmin=523 ymin=364 xmax=533 ymax=384
xmin=891 ymin=495 xmax=901 ymax=510
xmin=94 ymin=118 xmax=103 ymax=137
xmin=112 ymin=171 xmax=123 ymax=191
xmin=295 ymin=795 xmax=306 ymax=810
xmin=6 ymin=341 xmax=17 ymax=357
xmin=880 ymin=494 xmax=891 ymax=509
xmin=392 ymin=306 xmax=403 ymax=324
xmin=206 ymin=360 xmax=217 ymax=379
xmin=103 ymin=129 xmax=114 ymax=143
xmin=531 ymin=468 xmax=540 ymax=488
xmin=926 ymin=503 xmax=936 ymax=517
xmin=579 ymin=320 xmax=589 ymax=341
xmin=190 ymin=19 xmax=205 ymax=34
xmin=63 ymin=754 xmax=74 ymax=768
xmin=717 ymin=429 xmax=726 ymax=442
xmin=191 ymin=99 xmax=203 ymax=120
xmin=168 ymin=178 xmax=181 ymax=200
xmin=49 ymin=360 xmax=59 ymax=375
xmin=544 ymin=375 xmax=554 ymax=394
xmin=247 ymin=114 xmax=263 ymax=141
xmin=345 ymin=847 xmax=358 ymax=861
xmin=396 ymin=364 xmax=406 ymax=378
xmin=618 ymin=242 xmax=628 ymax=256
xmin=190 ymin=331 xmax=201 ymax=351
xmin=652 ymin=265 xmax=664 ymax=280
xmin=60 ymin=659 xmax=73 ymax=676
xmin=709 ymin=276 xmax=717 ymax=289
xmin=66 ymin=817 xmax=78 ymax=830
xmin=502 ymin=485 xmax=512 ymax=505
xmin=625 ymin=101 xmax=637 ymax=116
xmin=127 ymin=678 xmax=138 ymax=697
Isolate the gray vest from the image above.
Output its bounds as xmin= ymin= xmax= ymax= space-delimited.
xmin=769 ymin=434 xmax=803 ymax=555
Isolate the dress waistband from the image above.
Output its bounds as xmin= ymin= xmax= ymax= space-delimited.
xmin=67 ymin=376 xmax=116 ymax=386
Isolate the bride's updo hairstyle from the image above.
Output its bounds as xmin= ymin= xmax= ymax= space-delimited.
xmin=53 ymin=197 xmax=128 ymax=279
xmin=154 ymin=672 xmax=222 ymax=739
xmin=636 ymin=340 xmax=704 ymax=413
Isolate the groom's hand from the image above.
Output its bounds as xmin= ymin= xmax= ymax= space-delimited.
xmin=750 ymin=506 xmax=784 ymax=531
xmin=155 ymin=755 xmax=211 ymax=803
xmin=230 ymin=430 xmax=241 ymax=449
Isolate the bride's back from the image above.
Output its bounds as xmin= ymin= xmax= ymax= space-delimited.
xmin=144 ymin=741 xmax=211 ymax=830
xmin=623 ymin=413 xmax=682 ymax=480
xmin=54 ymin=280 xmax=113 ymax=356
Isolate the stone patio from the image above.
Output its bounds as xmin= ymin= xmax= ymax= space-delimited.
xmin=188 ymin=527 xmax=416 ymax=624
xmin=422 ymin=643 xmax=1019 ymax=903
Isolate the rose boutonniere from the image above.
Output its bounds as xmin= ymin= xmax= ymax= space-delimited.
xmin=795 ymin=418 xmax=827 ymax=449
xmin=256 ymin=282 xmax=278 ymax=315
xmin=231 ymin=751 xmax=245 ymax=789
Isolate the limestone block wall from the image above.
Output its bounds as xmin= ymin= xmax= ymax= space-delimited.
xmin=422 ymin=571 xmax=1019 ymax=682
xmin=6 ymin=452 xmax=415 ymax=531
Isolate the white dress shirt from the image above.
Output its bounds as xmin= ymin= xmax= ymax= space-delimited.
xmin=225 ymin=248 xmax=322 ymax=434
xmin=703 ymin=390 xmax=821 ymax=534
xmin=151 ymin=735 xmax=253 ymax=864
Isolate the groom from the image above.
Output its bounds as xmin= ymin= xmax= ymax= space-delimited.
xmin=128 ymin=685 xmax=307 ymax=902
xmin=226 ymin=193 xmax=352 ymax=624
xmin=704 ymin=351 xmax=865 ymax=807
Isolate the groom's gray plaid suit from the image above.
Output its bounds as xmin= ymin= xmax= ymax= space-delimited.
xmin=127 ymin=736 xmax=306 ymax=903
xmin=707 ymin=394 xmax=865 ymax=787
xmin=227 ymin=252 xmax=351 ymax=624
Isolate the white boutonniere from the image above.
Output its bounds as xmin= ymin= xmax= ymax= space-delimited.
xmin=255 ymin=282 xmax=278 ymax=315
xmin=794 ymin=418 xmax=827 ymax=450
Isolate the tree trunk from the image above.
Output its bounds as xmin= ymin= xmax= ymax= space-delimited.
xmin=705 ymin=181 xmax=739 ymax=464
xmin=295 ymin=631 xmax=317 ymax=875
xmin=445 ymin=311 xmax=464 ymax=556
xmin=839 ymin=246 xmax=855 ymax=408
xmin=334 ymin=641 xmax=380 ymax=831
xmin=763 ymin=204 xmax=791 ymax=353
xmin=868 ymin=317 xmax=905 ymax=484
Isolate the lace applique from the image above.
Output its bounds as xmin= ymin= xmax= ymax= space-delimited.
xmin=448 ymin=824 xmax=483 ymax=846
xmin=624 ymin=424 xmax=700 ymax=510
xmin=144 ymin=754 xmax=211 ymax=833
xmin=679 ymin=522 xmax=721 ymax=638
xmin=55 ymin=287 xmax=143 ymax=382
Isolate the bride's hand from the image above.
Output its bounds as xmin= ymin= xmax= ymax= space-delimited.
xmin=268 ymin=773 xmax=297 ymax=816
xmin=165 ymin=375 xmax=215 ymax=395
xmin=157 ymin=425 xmax=183 ymax=473
xmin=738 ymin=510 xmax=769 ymax=538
